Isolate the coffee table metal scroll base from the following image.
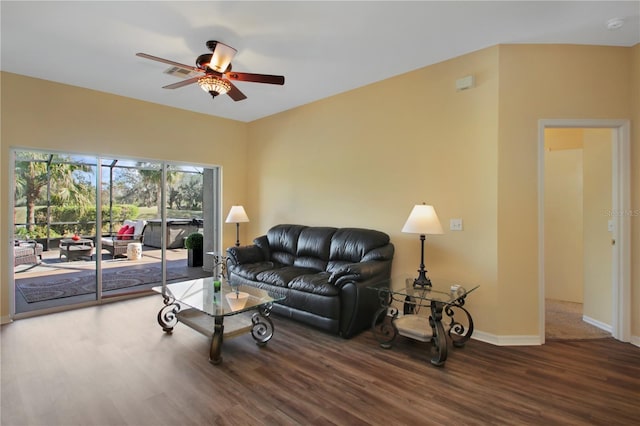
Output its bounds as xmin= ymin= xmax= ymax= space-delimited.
xmin=207 ymin=304 xmax=275 ymax=365
xmin=156 ymin=295 xmax=275 ymax=365
xmin=157 ymin=294 xmax=180 ymax=333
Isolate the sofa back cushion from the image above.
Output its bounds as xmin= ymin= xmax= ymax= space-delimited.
xmin=328 ymin=228 xmax=391 ymax=265
xmin=294 ymin=227 xmax=337 ymax=271
xmin=266 ymin=224 xmax=307 ymax=266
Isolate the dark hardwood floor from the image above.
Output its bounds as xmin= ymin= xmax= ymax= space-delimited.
xmin=1 ymin=295 xmax=639 ymax=426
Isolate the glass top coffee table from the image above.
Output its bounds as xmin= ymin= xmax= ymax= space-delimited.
xmin=369 ymin=275 xmax=479 ymax=366
xmin=153 ymin=277 xmax=285 ymax=364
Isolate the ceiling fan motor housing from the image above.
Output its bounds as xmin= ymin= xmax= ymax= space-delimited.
xmin=196 ymin=53 xmax=232 ymax=73
xmin=206 ymin=40 xmax=219 ymax=52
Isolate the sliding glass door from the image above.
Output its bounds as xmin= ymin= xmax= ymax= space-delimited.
xmin=13 ymin=151 xmax=99 ymax=312
xmin=12 ymin=149 xmax=220 ymax=316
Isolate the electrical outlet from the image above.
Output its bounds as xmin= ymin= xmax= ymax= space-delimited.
xmin=450 ymin=218 xmax=463 ymax=231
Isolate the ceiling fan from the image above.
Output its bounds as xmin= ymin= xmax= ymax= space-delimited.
xmin=136 ymin=40 xmax=285 ymax=102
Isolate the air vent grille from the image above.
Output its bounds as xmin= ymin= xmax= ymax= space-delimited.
xmin=164 ymin=67 xmax=199 ymax=79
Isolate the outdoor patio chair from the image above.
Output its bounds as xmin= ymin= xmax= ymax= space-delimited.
xmin=14 ymin=239 xmax=43 ymax=266
xmin=101 ymin=219 xmax=147 ymax=259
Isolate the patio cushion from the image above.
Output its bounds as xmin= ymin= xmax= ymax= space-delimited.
xmin=123 ymin=226 xmax=135 ymax=240
xmin=116 ymin=225 xmax=129 ymax=239
xmin=14 ymin=240 xmax=42 ymax=266
xmin=102 ymin=220 xmax=147 ymax=258
xmin=15 ymin=246 xmax=35 ymax=258
xmin=124 ymin=219 xmax=147 ymax=236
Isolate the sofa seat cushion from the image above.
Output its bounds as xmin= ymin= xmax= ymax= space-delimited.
xmin=231 ymin=262 xmax=279 ymax=281
xmin=281 ymin=288 xmax=341 ymax=319
xmin=288 ymin=272 xmax=339 ymax=296
xmin=256 ymin=266 xmax=316 ymax=287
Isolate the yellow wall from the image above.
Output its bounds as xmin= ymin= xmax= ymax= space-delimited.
xmin=496 ymin=45 xmax=634 ymax=337
xmin=0 ymin=72 xmax=249 ymax=321
xmin=2 ymin=43 xmax=638 ymax=342
xmin=544 ymin=128 xmax=586 ymax=304
xmin=248 ymin=46 xmax=500 ymax=335
xmin=545 ymin=128 xmax=584 ymax=151
xmin=544 ymin=147 xmax=584 ymax=302
xmin=543 ymin=128 xmax=614 ymax=324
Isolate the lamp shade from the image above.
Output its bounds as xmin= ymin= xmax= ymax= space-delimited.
xmin=402 ymin=204 xmax=443 ymax=235
xmin=225 ymin=205 xmax=250 ymax=223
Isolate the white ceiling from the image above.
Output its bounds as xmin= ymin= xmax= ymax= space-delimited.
xmin=2 ymin=1 xmax=639 ymax=122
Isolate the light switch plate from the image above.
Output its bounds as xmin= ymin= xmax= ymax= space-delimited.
xmin=450 ymin=218 xmax=463 ymax=231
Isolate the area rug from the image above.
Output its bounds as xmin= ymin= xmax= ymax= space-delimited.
xmin=16 ymin=265 xmax=189 ymax=303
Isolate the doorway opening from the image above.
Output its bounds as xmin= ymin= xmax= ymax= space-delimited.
xmin=538 ymin=119 xmax=631 ymax=343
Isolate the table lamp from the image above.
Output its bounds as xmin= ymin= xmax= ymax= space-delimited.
xmin=225 ymin=205 xmax=250 ymax=247
xmin=402 ymin=203 xmax=443 ymax=287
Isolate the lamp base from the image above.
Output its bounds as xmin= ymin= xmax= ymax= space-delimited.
xmin=413 ymin=234 xmax=432 ymax=287
xmin=413 ymin=269 xmax=432 ymax=288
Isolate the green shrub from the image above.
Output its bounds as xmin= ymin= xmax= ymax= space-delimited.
xmin=29 ymin=204 xmax=141 ymax=237
xmin=184 ymin=232 xmax=203 ymax=250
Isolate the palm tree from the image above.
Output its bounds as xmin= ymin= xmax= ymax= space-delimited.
xmin=15 ymin=159 xmax=48 ymax=232
xmin=15 ymin=153 xmax=93 ymax=233
xmin=137 ymin=163 xmax=175 ymax=216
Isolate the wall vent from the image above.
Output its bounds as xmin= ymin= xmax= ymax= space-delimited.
xmin=163 ymin=66 xmax=200 ymax=79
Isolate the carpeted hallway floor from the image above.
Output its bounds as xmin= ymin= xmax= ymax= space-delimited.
xmin=545 ymin=298 xmax=611 ymax=340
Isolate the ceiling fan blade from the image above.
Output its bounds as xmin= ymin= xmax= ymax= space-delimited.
xmin=208 ymin=41 xmax=237 ymax=73
xmin=136 ymin=53 xmax=200 ymax=72
xmin=226 ymin=81 xmax=247 ymax=102
xmin=225 ymin=72 xmax=285 ymax=85
xmin=162 ymin=76 xmax=200 ymax=89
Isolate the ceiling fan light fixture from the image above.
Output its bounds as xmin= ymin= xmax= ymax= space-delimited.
xmin=198 ymin=75 xmax=231 ymax=96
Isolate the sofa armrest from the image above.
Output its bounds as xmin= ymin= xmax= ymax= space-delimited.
xmin=227 ymin=244 xmax=266 ymax=266
xmin=329 ymin=260 xmax=391 ymax=287
xmin=338 ymin=275 xmax=391 ymax=338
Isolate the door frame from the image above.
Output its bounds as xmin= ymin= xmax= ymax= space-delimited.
xmin=538 ymin=119 xmax=631 ymax=343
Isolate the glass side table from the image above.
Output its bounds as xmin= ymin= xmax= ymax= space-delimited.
xmin=369 ymin=276 xmax=479 ymax=366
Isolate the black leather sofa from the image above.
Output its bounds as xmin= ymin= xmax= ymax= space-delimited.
xmin=226 ymin=224 xmax=394 ymax=338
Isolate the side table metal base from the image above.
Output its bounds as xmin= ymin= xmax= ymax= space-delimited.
xmin=370 ymin=286 xmax=475 ymax=367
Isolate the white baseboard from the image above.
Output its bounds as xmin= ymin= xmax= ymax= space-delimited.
xmin=1 ymin=315 xmax=13 ymax=325
xmin=472 ymin=328 xmax=640 ymax=348
xmin=472 ymin=330 xmax=542 ymax=346
xmin=582 ymin=315 xmax=612 ymax=333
